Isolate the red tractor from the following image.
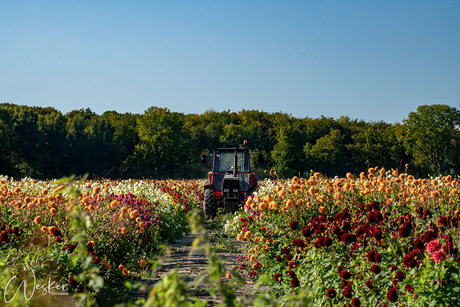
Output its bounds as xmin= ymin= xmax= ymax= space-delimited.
xmin=202 ymin=143 xmax=261 ymax=218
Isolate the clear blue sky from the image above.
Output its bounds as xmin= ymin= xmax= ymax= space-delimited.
xmin=1 ymin=1 xmax=459 ymax=123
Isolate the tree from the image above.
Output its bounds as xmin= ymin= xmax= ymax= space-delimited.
xmin=136 ymin=106 xmax=185 ymax=177
xmin=402 ymin=104 xmax=460 ymax=174
xmin=304 ymin=129 xmax=346 ymax=176
xmin=271 ymin=123 xmax=305 ymax=177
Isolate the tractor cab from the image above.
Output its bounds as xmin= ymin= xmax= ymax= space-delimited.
xmin=202 ymin=143 xmax=258 ymax=218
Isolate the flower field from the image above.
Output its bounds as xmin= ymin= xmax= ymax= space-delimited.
xmin=1 ymin=170 xmax=460 ymax=307
xmin=228 ymin=169 xmax=460 ymax=306
xmin=0 ymin=175 xmax=204 ymax=306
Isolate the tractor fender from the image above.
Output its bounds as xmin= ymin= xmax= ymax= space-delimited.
xmin=204 ymin=184 xmax=215 ymax=190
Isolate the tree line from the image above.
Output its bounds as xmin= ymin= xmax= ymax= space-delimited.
xmin=0 ymin=103 xmax=459 ymax=180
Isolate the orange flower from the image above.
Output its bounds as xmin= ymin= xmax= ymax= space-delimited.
xmin=50 ymin=207 xmax=58 ymax=215
xmin=226 ymin=272 xmax=232 ymax=279
xmin=250 ymin=255 xmax=256 ymax=262
xmin=237 ymin=234 xmax=242 ymax=241
xmin=101 ymin=259 xmax=107 ymax=265
xmin=121 ymin=227 xmax=128 ymax=235
xmin=278 ymin=189 xmax=286 ymax=197
xmin=118 ymin=264 xmax=125 ymax=270
xmin=122 ymin=268 xmax=128 ymax=276
xmin=40 ymin=226 xmax=49 ymax=232
xmin=34 ymin=216 xmax=42 ymax=224
xmin=105 ymin=263 xmax=111 ymax=270
xmin=259 ymin=202 xmax=267 ymax=210
xmin=139 ymin=222 xmax=145 ymax=228
xmin=13 ymin=187 xmax=20 ymax=194
xmin=140 ymin=227 xmax=145 ymax=234
xmin=244 ymin=231 xmax=252 ymax=239
xmin=140 ymin=260 xmax=146 ymax=267
xmin=346 ymin=173 xmax=354 ymax=180
xmin=42 ymin=189 xmax=48 ymax=196
xmin=318 ymin=206 xmax=326 ymax=214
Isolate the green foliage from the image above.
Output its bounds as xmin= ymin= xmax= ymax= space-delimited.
xmin=1 ymin=103 xmax=460 ymax=179
xmin=402 ymin=104 xmax=460 ymax=175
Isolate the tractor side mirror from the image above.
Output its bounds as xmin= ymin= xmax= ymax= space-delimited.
xmin=258 ymin=154 xmax=264 ymax=164
xmin=200 ymin=154 xmax=207 ymax=164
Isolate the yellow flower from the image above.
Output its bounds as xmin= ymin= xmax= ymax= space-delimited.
xmin=244 ymin=231 xmax=252 ymax=239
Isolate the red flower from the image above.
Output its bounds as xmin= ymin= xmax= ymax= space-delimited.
xmin=326 ymin=288 xmax=337 ymax=299
xmin=371 ymin=264 xmax=381 ymax=274
xmin=283 ymin=246 xmax=291 ymax=255
xmin=290 ymin=220 xmax=299 ymax=231
xmin=387 ymin=287 xmax=398 ymax=303
xmin=414 ymin=238 xmax=425 ymax=250
xmin=367 ymin=250 xmax=376 ymax=262
xmin=65 ymin=244 xmax=76 ymax=253
xmin=405 ymin=285 xmax=414 ymax=293
xmin=438 ymin=216 xmax=448 ymax=227
xmin=366 ymin=280 xmax=373 ymax=289
xmin=289 ymin=270 xmax=296 ymax=278
xmin=432 ymin=251 xmax=446 ymax=263
xmin=323 ymin=237 xmax=332 ymax=247
xmin=290 ymin=278 xmax=300 ymax=287
xmin=395 ymin=270 xmax=405 ymax=282
xmin=399 ymin=226 xmax=411 ymax=238
xmin=274 ymin=273 xmax=282 ymax=282
xmin=340 ymin=270 xmax=351 ymax=280
xmin=342 ymin=288 xmax=352 ymax=298
xmin=302 ymin=227 xmax=312 ymax=238
xmin=374 ymin=253 xmax=382 ymax=263
xmin=352 ymin=298 xmax=361 ymax=307
xmin=276 ymin=255 xmax=283 ymax=262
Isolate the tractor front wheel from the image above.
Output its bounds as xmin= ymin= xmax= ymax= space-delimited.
xmin=203 ymin=187 xmax=217 ymax=219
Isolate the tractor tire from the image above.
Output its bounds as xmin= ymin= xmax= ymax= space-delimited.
xmin=203 ymin=183 xmax=217 ymax=219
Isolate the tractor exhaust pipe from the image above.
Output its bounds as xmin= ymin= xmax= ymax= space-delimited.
xmin=233 ymin=147 xmax=238 ymax=178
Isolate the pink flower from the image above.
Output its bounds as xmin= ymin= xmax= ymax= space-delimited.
xmin=432 ymin=251 xmax=446 ymax=263
xmin=426 ymin=240 xmax=442 ymax=255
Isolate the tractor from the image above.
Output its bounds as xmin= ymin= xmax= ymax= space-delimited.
xmin=201 ymin=142 xmax=262 ymax=219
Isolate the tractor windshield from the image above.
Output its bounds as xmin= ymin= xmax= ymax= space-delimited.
xmin=215 ymin=151 xmax=250 ymax=172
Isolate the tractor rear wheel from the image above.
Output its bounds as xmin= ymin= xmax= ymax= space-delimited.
xmin=203 ymin=183 xmax=217 ymax=219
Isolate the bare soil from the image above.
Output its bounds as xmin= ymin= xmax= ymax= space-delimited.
xmin=132 ymin=226 xmax=263 ymax=306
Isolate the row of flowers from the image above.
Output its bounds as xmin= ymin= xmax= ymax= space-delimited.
xmin=0 ymin=175 xmax=204 ymax=303
xmin=229 ymin=170 xmax=460 ymax=306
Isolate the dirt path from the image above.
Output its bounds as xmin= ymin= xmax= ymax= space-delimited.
xmin=132 ymin=225 xmax=261 ymax=306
